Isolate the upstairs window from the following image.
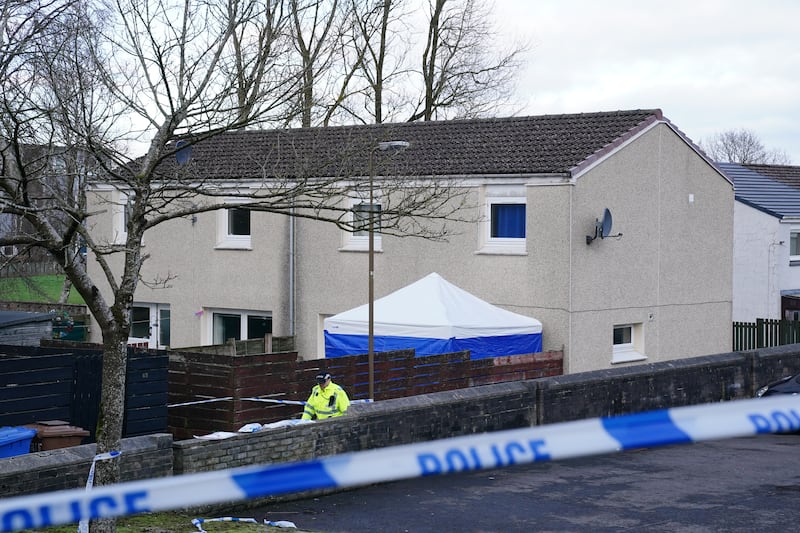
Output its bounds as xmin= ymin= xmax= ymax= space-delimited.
xmin=216 ymin=205 xmax=251 ymax=249
xmin=791 ymin=231 xmax=800 ymax=265
xmin=480 ymin=191 xmax=527 ymax=255
xmin=491 ymin=203 xmax=526 ymax=238
xmin=341 ymin=197 xmax=382 ymax=251
xmin=354 ymin=202 xmax=381 ymax=236
xmin=228 ymin=207 xmax=250 ymax=236
xmin=112 ymin=191 xmax=132 ymax=245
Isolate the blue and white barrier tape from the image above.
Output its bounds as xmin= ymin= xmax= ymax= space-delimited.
xmin=2 ymin=395 xmax=798 ymax=532
xmin=170 ymin=397 xmax=373 ymax=408
xmin=242 ymin=397 xmax=373 ymax=405
xmin=191 ymin=516 xmax=258 ymax=532
xmin=190 ymin=516 xmax=296 ymax=531
xmin=77 ymin=451 xmax=121 ymax=533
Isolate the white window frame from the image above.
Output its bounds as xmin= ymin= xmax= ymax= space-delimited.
xmin=203 ymin=307 xmax=272 ymax=345
xmin=112 ymin=191 xmax=130 ymax=245
xmin=216 ymin=202 xmax=252 ymax=250
xmin=612 ymin=323 xmax=646 ymax=364
xmin=128 ymin=303 xmax=170 ymax=349
xmin=478 ymin=184 xmax=527 ymax=255
xmin=790 ymin=229 xmax=800 ymax=265
xmin=340 ymin=194 xmax=382 ymax=252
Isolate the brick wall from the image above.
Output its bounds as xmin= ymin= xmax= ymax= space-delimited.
xmin=0 ymin=434 xmax=173 ymax=497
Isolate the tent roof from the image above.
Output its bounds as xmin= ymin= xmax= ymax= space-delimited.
xmin=324 ymin=273 xmax=541 ymax=339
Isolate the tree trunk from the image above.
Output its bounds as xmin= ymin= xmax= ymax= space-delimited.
xmin=57 ymin=276 xmax=72 ymax=304
xmin=89 ymin=331 xmax=129 ymax=533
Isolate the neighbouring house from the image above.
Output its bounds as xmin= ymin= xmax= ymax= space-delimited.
xmin=718 ymin=163 xmax=800 ymax=322
xmin=85 ymin=109 xmax=734 ymax=373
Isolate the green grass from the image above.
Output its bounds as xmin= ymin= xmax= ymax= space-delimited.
xmin=0 ymin=275 xmax=85 ymax=305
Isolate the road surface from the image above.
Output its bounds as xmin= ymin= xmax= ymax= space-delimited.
xmin=251 ymin=433 xmax=800 ymax=532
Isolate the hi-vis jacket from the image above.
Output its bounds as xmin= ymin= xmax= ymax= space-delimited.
xmin=301 ymin=382 xmax=350 ymax=420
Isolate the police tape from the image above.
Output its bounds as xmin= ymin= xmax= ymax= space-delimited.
xmin=169 ymin=397 xmax=373 ymax=407
xmin=77 ymin=452 xmax=121 ymax=533
xmin=2 ymin=395 xmax=798 ymax=532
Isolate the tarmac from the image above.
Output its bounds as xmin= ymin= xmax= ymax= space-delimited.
xmin=250 ymin=432 xmax=800 ymax=533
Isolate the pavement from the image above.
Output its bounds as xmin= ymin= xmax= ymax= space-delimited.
xmin=250 ymin=433 xmax=800 ymax=533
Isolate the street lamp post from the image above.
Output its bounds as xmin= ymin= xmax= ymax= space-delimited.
xmin=368 ymin=140 xmax=409 ymax=401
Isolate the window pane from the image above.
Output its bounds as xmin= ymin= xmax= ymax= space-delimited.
xmin=213 ymin=313 xmax=241 ymax=343
xmin=613 ymin=326 xmax=632 ymax=345
xmin=247 ymin=315 xmax=272 ymax=339
xmin=131 ymin=306 xmax=150 ymax=338
xmin=229 ymin=208 xmax=250 ymax=236
xmin=159 ymin=308 xmax=171 ymax=347
xmin=354 ymin=203 xmax=381 ymax=236
xmin=491 ymin=204 xmax=525 ymax=238
xmin=791 ymin=232 xmax=799 ymax=256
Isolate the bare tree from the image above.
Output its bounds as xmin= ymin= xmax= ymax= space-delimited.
xmin=701 ymin=129 xmax=792 ymax=165
xmin=410 ymin=0 xmax=524 ymax=121
xmin=0 ymin=4 xmax=474 ymax=532
xmin=287 ymin=0 xmax=365 ymax=127
xmin=229 ymin=1 xmax=296 ymax=126
xmin=289 ymin=0 xmax=527 ymax=126
xmin=346 ymin=0 xmax=419 ymax=124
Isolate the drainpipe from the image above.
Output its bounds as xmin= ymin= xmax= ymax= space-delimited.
xmin=288 ymin=206 xmax=296 ymax=337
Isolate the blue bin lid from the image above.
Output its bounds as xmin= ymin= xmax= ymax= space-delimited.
xmin=0 ymin=426 xmax=37 ymax=446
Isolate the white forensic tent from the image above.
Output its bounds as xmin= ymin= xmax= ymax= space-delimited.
xmin=323 ymin=273 xmax=542 ymax=359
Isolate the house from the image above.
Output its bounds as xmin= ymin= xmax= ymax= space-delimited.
xmin=85 ymin=109 xmax=734 ymax=373
xmin=718 ymin=163 xmax=800 ymax=322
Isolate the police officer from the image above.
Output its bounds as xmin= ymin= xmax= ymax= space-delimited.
xmin=301 ymin=372 xmax=350 ymax=420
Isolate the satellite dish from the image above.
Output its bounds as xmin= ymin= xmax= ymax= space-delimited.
xmin=175 ymin=140 xmax=192 ymax=165
xmin=586 ymin=208 xmax=620 ymax=245
xmin=598 ymin=208 xmax=613 ymax=239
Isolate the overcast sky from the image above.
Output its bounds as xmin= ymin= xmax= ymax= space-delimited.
xmin=491 ymin=0 xmax=800 ymax=164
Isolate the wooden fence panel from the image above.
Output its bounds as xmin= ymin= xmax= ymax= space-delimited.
xmin=0 ymin=345 xmax=167 ymax=442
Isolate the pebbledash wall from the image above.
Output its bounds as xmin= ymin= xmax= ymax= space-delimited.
xmin=2 ymin=346 xmax=799 ymax=503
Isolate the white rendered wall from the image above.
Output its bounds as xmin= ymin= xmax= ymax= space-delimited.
xmin=732 ymin=202 xmax=784 ymax=321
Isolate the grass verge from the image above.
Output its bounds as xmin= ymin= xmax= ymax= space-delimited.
xmin=0 ymin=275 xmax=85 ymax=305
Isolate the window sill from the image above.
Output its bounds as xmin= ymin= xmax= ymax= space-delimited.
xmin=215 ymin=243 xmax=252 ymax=251
xmin=475 ymin=248 xmax=528 ymax=256
xmin=790 ymin=259 xmax=800 ymax=267
xmin=477 ymin=239 xmax=527 ymax=256
xmin=611 ymin=349 xmax=647 ymax=364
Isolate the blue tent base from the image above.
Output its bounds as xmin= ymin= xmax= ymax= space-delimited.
xmin=324 ymin=332 xmax=542 ymax=360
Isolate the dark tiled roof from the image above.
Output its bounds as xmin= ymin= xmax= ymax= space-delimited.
xmin=155 ymin=109 xmax=663 ymax=179
xmin=718 ymin=162 xmax=800 ymax=218
xmin=742 ymin=163 xmax=800 ymax=191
